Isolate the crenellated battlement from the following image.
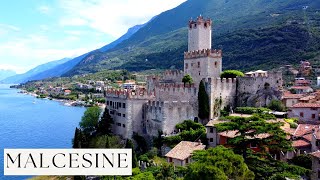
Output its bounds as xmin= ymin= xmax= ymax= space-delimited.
xmin=106 ymin=88 xmax=155 ymax=100
xmin=189 ymin=16 xmax=212 ymax=29
xmin=205 ymin=77 xmax=237 ymax=92
xmin=184 ymin=49 xmax=222 ymax=59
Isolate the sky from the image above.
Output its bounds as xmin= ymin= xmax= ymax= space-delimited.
xmin=0 ymin=0 xmax=186 ymax=74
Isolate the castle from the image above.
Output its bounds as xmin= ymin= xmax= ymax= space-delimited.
xmin=105 ymin=16 xmax=283 ymax=139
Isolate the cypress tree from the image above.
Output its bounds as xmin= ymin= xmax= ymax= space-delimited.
xmin=97 ymin=107 xmax=113 ymax=135
xmin=72 ymin=127 xmax=80 ymax=148
xmin=125 ymin=139 xmax=138 ymax=168
xmin=198 ymin=80 xmax=210 ymax=120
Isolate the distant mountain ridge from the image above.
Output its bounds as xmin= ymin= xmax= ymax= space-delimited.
xmin=1 ymin=58 xmax=71 ymax=83
xmin=0 ymin=70 xmax=16 ymax=81
xmin=62 ymin=0 xmax=320 ymax=76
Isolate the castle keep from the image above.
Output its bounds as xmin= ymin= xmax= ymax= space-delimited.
xmin=106 ymin=16 xmax=283 ymax=139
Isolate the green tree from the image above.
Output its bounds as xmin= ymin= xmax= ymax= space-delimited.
xmin=288 ymin=154 xmax=312 ymax=170
xmin=185 ymin=146 xmax=254 ymax=180
xmin=198 ymin=80 xmax=209 ymax=120
xmin=215 ymin=115 xmax=292 ymax=160
xmin=97 ymin=107 xmax=113 ymax=135
xmin=267 ymin=100 xmax=286 ymax=112
xmin=72 ymin=127 xmax=81 ymax=148
xmin=220 ymin=70 xmax=244 ymax=78
xmin=182 ymin=74 xmax=193 ymax=87
xmin=126 ymin=139 xmax=138 ymax=168
xmin=79 ymin=106 xmax=101 ymax=134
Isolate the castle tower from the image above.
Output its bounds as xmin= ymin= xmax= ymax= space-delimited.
xmin=184 ymin=16 xmax=222 ymax=85
xmin=188 ymin=16 xmax=212 ymax=51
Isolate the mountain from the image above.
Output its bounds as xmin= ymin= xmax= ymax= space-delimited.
xmin=0 ymin=70 xmax=16 ymax=81
xmin=62 ymin=0 xmax=320 ymax=76
xmin=1 ymin=58 xmax=71 ymax=83
xmin=100 ymin=24 xmax=148 ymax=52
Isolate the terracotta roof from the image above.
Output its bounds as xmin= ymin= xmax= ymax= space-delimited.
xmin=165 ymin=141 xmax=206 ymax=160
xmin=311 ymin=151 xmax=320 ymax=158
xmin=293 ymin=124 xmax=319 ymax=137
xmin=282 ymin=92 xmax=304 ymax=99
xmin=292 ymin=140 xmax=310 ymax=147
xmin=299 ymin=96 xmax=316 ymax=101
xmin=292 ymin=103 xmax=320 ymax=108
xmin=291 ymin=86 xmax=312 ymax=90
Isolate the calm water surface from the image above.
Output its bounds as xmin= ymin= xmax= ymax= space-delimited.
xmin=0 ymin=84 xmax=86 ymax=179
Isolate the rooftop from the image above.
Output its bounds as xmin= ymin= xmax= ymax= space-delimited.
xmin=292 ymin=103 xmax=320 ymax=108
xmin=165 ymin=141 xmax=205 ymax=160
xmin=311 ymin=151 xmax=320 ymax=158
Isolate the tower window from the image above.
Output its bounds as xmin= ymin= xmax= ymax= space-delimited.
xmin=198 ymin=62 xmax=200 ymax=68
xmin=199 ymin=72 xmax=201 ymax=75
xmin=191 ymin=63 xmax=193 ymax=67
xmin=185 ymin=63 xmax=188 ymax=69
xmin=204 ymin=23 xmax=207 ymax=28
xmin=215 ymin=62 xmax=218 ymax=68
xmin=194 ymin=24 xmax=197 ymax=28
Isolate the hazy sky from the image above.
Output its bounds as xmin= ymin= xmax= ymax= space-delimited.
xmin=0 ymin=0 xmax=186 ymax=73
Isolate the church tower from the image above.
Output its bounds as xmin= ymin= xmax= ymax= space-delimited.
xmin=184 ymin=16 xmax=222 ymax=85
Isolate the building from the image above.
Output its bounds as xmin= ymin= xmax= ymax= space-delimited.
xmin=288 ymin=103 xmax=320 ymax=123
xmin=282 ymin=91 xmax=304 ymax=108
xmin=317 ymin=77 xmax=320 ymax=87
xmin=290 ymin=86 xmax=313 ymax=94
xmin=311 ymin=151 xmax=320 ymax=180
xmin=106 ymin=16 xmax=283 ymax=139
xmin=165 ymin=141 xmax=205 ymax=167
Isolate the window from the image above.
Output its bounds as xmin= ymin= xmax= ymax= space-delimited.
xmin=123 ymin=103 xmax=126 ymax=108
xmin=122 ymin=124 xmax=126 ymax=128
xmin=117 ymin=113 xmax=121 ymax=116
xmin=191 ymin=63 xmax=193 ymax=67
xmin=318 ymin=170 xmax=320 ymax=179
xmin=197 ymin=62 xmax=200 ymax=68
xmin=123 ymin=114 xmax=126 ymax=117
xmin=107 ymin=101 xmax=109 ymax=105
xmin=169 ymin=157 xmax=172 ymax=162
xmin=119 ymin=103 xmax=121 ymax=108
xmin=186 ymin=158 xmax=189 ymax=164
xmin=312 ymin=114 xmax=316 ymax=119
xmin=300 ymin=112 xmax=304 ymax=117
xmin=214 ymin=61 xmax=218 ymax=68
xmin=199 ymin=71 xmax=201 ymax=75
xmin=210 ymin=138 xmax=213 ymax=142
xmin=185 ymin=63 xmax=188 ymax=69
xmin=311 ymin=108 xmax=317 ymax=110
xmin=117 ymin=123 xmax=121 ymax=127
xmin=210 ymin=128 xmax=214 ymax=133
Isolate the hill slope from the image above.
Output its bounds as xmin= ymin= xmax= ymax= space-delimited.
xmin=2 ymin=58 xmax=71 ymax=83
xmin=0 ymin=70 xmax=16 ymax=81
xmin=63 ymin=0 xmax=320 ymax=76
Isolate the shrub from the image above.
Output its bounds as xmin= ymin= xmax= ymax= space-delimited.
xmin=235 ymin=107 xmax=271 ymax=114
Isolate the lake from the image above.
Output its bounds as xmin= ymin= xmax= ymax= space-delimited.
xmin=0 ymin=84 xmax=86 ymax=180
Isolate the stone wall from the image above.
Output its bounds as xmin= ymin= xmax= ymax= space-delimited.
xmin=205 ymin=77 xmax=237 ymax=119
xmin=184 ymin=51 xmax=222 ymax=86
xmin=144 ymin=100 xmax=197 ymax=136
xmin=237 ymin=72 xmax=283 ymax=107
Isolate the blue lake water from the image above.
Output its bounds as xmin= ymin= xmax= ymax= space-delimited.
xmin=0 ymin=84 xmax=86 ymax=180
